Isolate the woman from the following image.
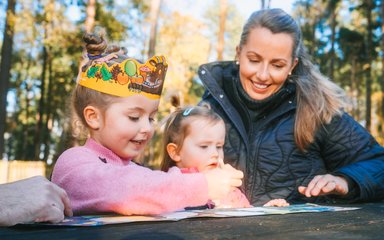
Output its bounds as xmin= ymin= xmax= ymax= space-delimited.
xmin=199 ymin=8 xmax=384 ymax=205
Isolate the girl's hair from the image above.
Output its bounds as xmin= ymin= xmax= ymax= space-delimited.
xmin=239 ymin=8 xmax=346 ymax=151
xmin=72 ymin=27 xmax=123 ymax=134
xmin=160 ymin=106 xmax=224 ymax=172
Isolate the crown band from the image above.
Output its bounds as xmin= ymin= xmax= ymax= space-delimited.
xmin=78 ymin=55 xmax=168 ymax=99
xmin=87 ymin=54 xmax=103 ymax=60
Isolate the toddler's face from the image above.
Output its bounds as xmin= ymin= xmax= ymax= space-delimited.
xmin=92 ymin=94 xmax=159 ymax=159
xmin=175 ymin=118 xmax=225 ymax=172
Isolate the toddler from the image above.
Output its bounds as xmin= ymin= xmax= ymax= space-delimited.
xmin=161 ymin=106 xmax=289 ymax=208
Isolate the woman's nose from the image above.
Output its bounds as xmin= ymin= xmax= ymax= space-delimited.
xmin=256 ymin=64 xmax=269 ymax=81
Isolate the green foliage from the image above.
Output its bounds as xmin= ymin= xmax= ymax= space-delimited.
xmin=95 ymin=1 xmax=127 ymax=41
xmin=203 ymin=0 xmax=245 ymax=60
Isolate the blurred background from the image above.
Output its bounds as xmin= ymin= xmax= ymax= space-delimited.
xmin=0 ymin=0 xmax=383 ymax=183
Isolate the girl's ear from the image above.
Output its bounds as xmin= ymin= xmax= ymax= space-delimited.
xmin=83 ymin=106 xmax=101 ymax=130
xmin=166 ymin=143 xmax=181 ymax=162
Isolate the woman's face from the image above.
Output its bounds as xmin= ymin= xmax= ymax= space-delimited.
xmin=237 ymin=27 xmax=298 ymax=100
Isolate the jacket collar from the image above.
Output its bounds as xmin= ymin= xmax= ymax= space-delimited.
xmin=199 ymin=61 xmax=249 ymax=146
xmin=199 ymin=61 xmax=297 ymax=139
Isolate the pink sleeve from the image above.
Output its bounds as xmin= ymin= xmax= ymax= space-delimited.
xmin=219 ymin=188 xmax=251 ymax=208
xmin=179 ymin=167 xmax=251 ymax=208
xmin=51 ymin=147 xmax=208 ymax=215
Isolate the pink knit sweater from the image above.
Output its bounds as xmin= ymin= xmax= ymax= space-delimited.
xmin=51 ymin=138 xmax=209 ymax=215
xmin=181 ymin=168 xmax=251 ymax=208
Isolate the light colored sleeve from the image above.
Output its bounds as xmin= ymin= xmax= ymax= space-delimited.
xmin=217 ymin=188 xmax=251 ymax=208
xmin=51 ymin=147 xmax=208 ymax=215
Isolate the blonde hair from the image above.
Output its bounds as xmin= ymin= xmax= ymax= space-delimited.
xmin=72 ymin=27 xmax=123 ymax=136
xmin=240 ymin=9 xmax=346 ymax=151
xmin=71 ymin=85 xmax=118 ymax=129
xmin=160 ymin=106 xmax=224 ymax=171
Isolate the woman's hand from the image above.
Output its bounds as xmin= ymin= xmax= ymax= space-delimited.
xmin=298 ymin=174 xmax=349 ymax=198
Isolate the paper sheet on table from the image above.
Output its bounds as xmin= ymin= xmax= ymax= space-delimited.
xmin=26 ymin=203 xmax=360 ymax=227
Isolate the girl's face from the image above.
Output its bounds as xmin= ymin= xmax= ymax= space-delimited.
xmin=237 ymin=27 xmax=298 ymax=100
xmin=172 ymin=118 xmax=226 ymax=172
xmin=91 ymin=94 xmax=158 ymax=159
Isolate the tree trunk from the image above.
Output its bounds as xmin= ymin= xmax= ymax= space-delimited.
xmin=34 ymin=29 xmax=48 ymax=160
xmin=148 ymin=0 xmax=162 ymax=58
xmin=267 ymin=0 xmax=271 ymax=9
xmin=328 ymin=8 xmax=336 ymax=80
xmin=380 ymin=1 xmax=384 ymax=138
xmin=42 ymin=58 xmax=53 ymax=161
xmin=260 ymin=0 xmax=265 ymax=9
xmin=85 ymin=0 xmax=96 ymax=33
xmin=365 ymin=0 xmax=373 ymax=132
xmin=22 ymin=78 xmax=32 ymax=160
xmin=305 ymin=1 xmax=316 ymax=57
xmin=217 ymin=0 xmax=227 ymax=61
xmin=35 ymin=0 xmax=56 ymax=160
xmin=350 ymin=57 xmax=358 ymax=119
xmin=0 ymin=0 xmax=16 ymax=159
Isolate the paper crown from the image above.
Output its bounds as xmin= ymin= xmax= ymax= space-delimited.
xmin=78 ymin=54 xmax=168 ymax=99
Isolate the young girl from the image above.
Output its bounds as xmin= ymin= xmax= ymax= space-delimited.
xmin=161 ymin=106 xmax=289 ymax=208
xmin=51 ymin=28 xmax=244 ymax=216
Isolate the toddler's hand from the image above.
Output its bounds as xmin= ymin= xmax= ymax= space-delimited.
xmin=263 ymin=198 xmax=289 ymax=207
xmin=203 ymin=166 xmax=243 ymax=201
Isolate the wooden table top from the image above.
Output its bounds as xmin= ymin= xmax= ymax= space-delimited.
xmin=1 ymin=202 xmax=383 ymax=240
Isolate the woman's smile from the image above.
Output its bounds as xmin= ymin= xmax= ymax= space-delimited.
xmin=251 ymin=80 xmax=271 ymax=91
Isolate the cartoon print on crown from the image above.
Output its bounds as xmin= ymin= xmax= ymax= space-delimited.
xmin=143 ymin=57 xmax=167 ymax=95
xmin=78 ymin=54 xmax=168 ymax=99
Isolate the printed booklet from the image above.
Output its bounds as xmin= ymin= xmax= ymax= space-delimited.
xmin=27 ymin=204 xmax=360 ymax=227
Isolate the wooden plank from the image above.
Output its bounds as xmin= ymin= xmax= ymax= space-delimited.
xmin=0 ymin=202 xmax=383 ymax=240
xmin=0 ymin=160 xmax=46 ymax=184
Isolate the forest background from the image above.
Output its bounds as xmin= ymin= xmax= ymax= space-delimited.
xmin=0 ymin=0 xmax=383 ymax=178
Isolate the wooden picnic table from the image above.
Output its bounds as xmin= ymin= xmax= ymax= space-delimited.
xmin=1 ymin=201 xmax=383 ymax=240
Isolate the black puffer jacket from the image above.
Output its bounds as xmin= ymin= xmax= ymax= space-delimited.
xmin=199 ymin=61 xmax=384 ymax=206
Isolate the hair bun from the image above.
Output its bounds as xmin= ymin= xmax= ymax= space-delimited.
xmin=83 ymin=27 xmax=108 ymax=55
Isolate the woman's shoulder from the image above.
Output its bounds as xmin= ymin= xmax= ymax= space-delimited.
xmin=318 ymin=111 xmax=375 ymax=145
xmin=199 ymin=61 xmax=237 ymax=100
xmin=327 ymin=112 xmax=365 ymax=132
xmin=198 ymin=60 xmax=234 ymax=71
xmin=198 ymin=61 xmax=236 ymax=81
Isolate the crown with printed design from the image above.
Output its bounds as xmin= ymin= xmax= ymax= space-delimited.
xmin=78 ymin=53 xmax=168 ymax=99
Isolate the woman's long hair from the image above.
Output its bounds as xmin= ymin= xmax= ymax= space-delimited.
xmin=239 ymin=8 xmax=346 ymax=151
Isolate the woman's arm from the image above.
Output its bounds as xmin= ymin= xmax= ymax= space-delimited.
xmin=299 ymin=113 xmax=384 ymax=202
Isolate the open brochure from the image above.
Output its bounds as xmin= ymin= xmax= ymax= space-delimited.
xmin=27 ymin=204 xmax=360 ymax=227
